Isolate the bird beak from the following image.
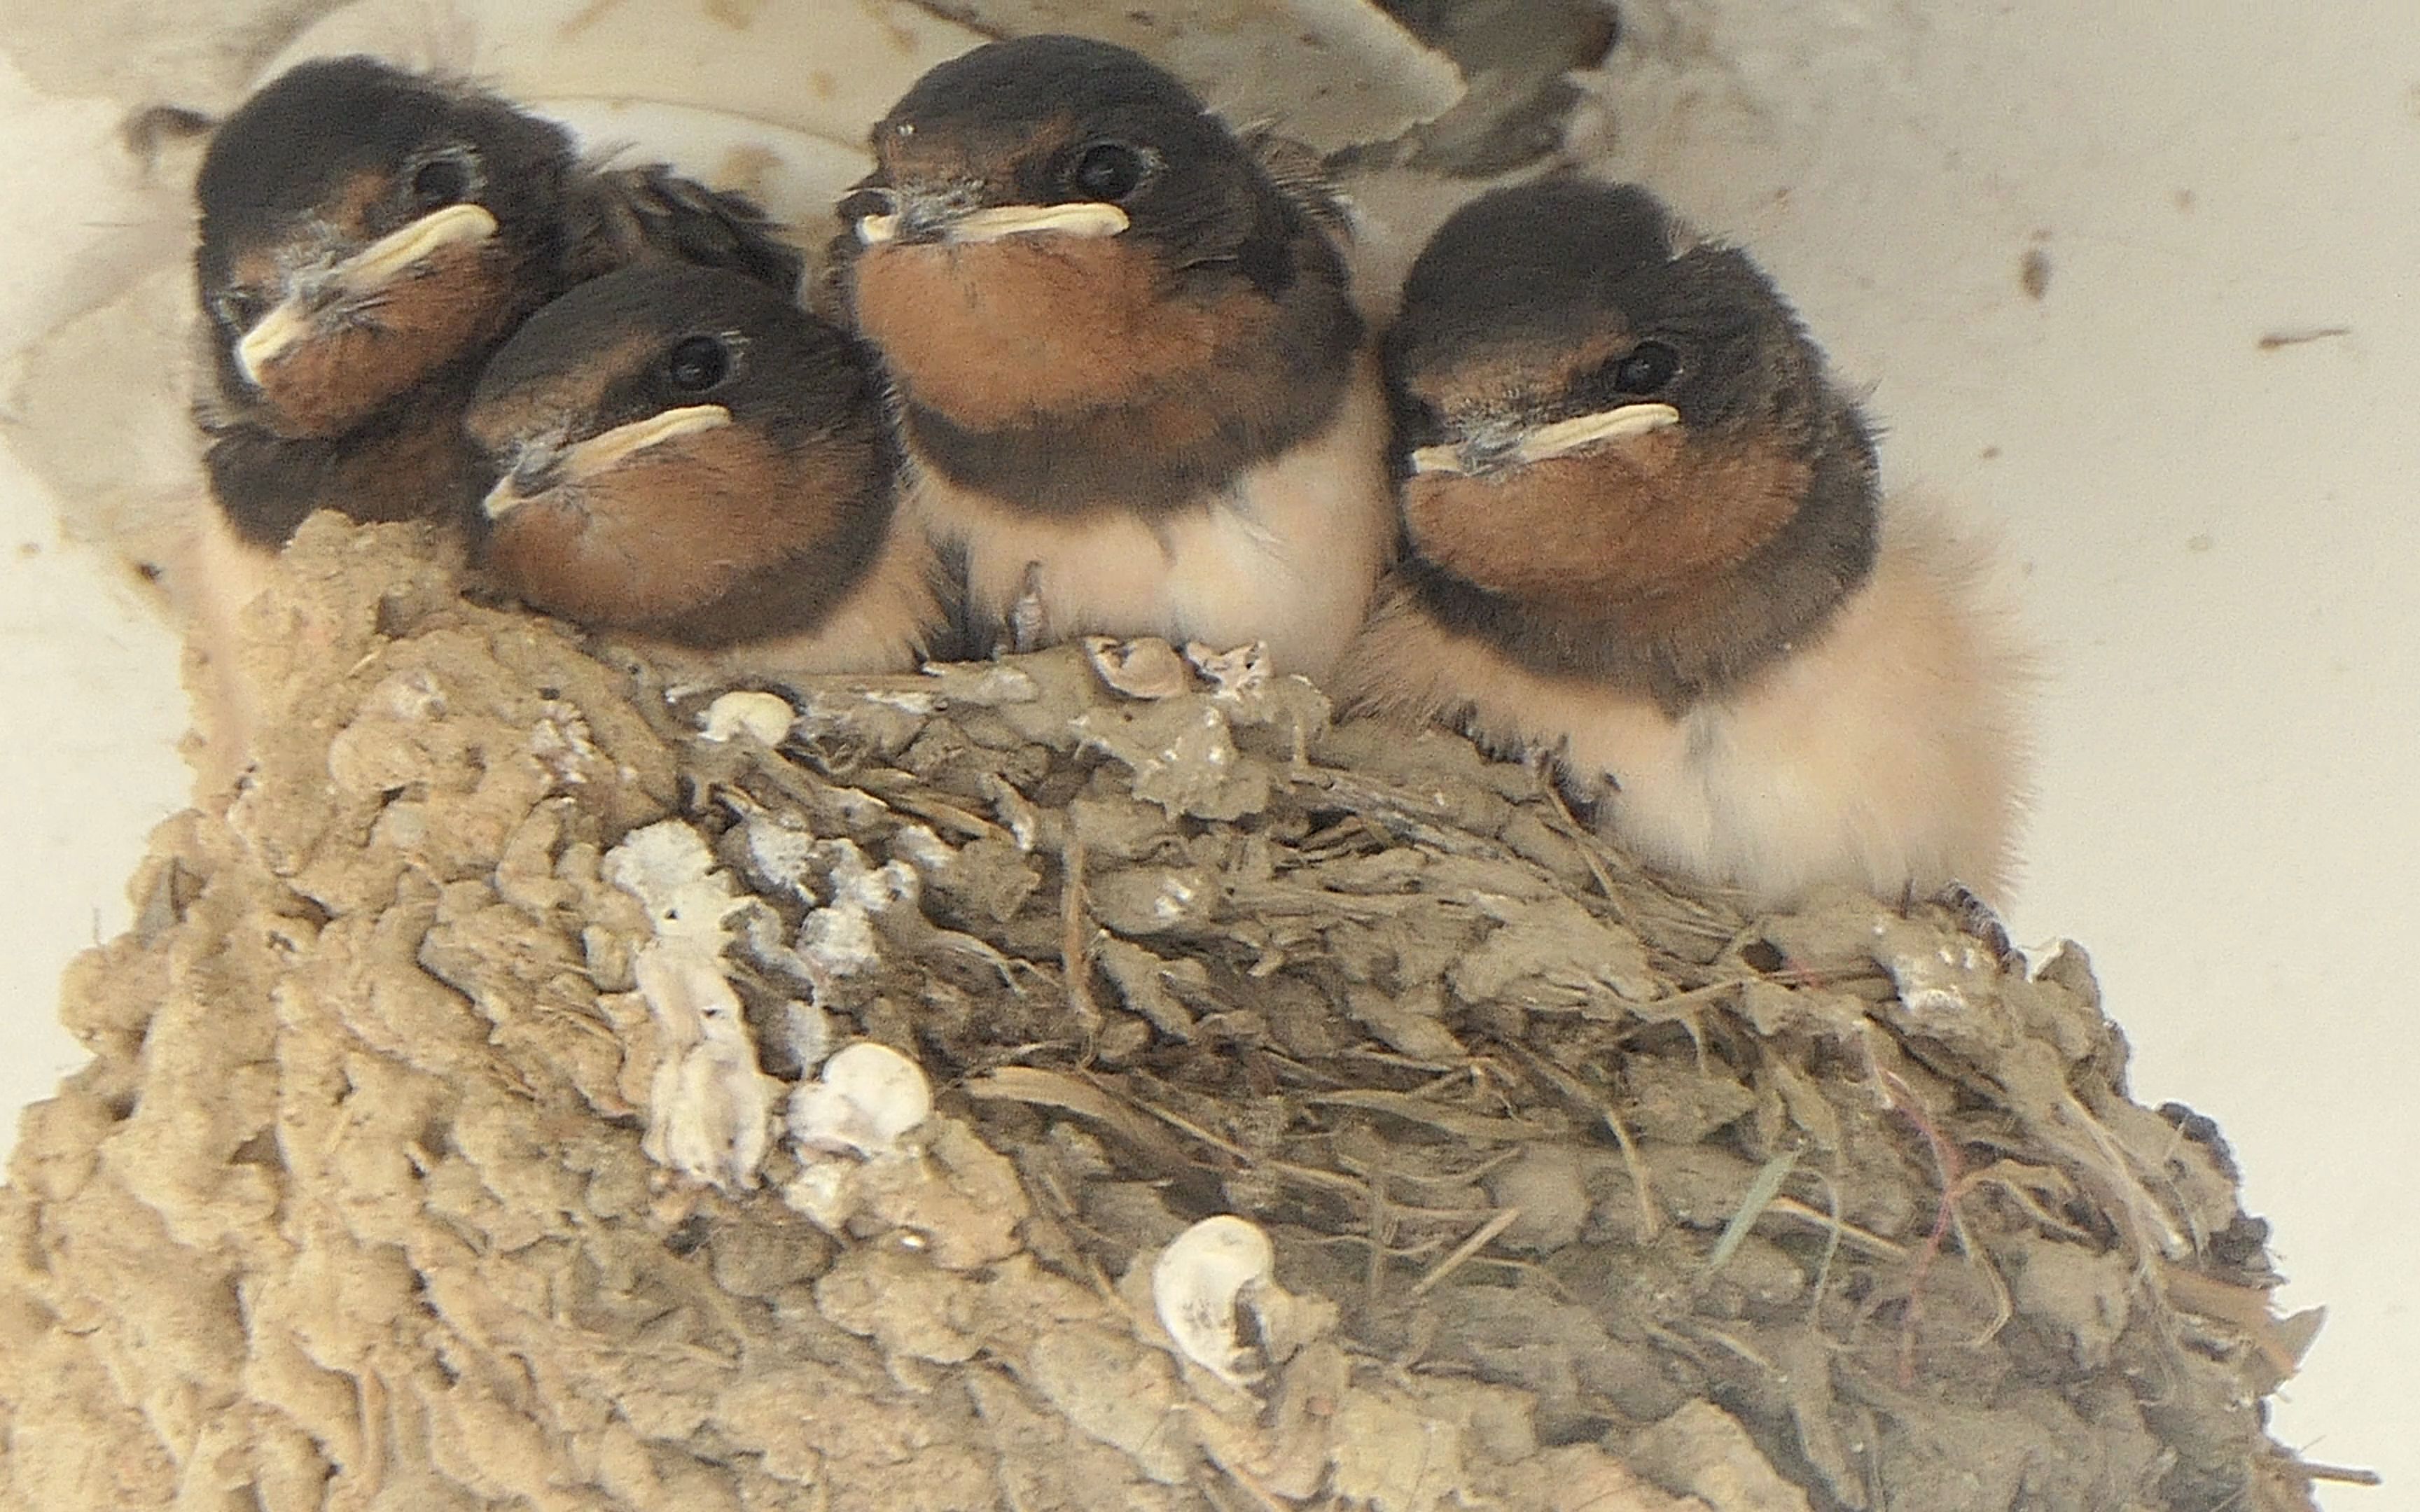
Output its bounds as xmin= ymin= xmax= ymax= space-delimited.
xmin=235 ymin=202 xmax=501 ymax=384
xmin=482 ymin=404 xmax=732 ymax=520
xmin=855 ymin=186 xmax=1128 ymax=248
xmin=1407 ymin=402 xmax=1681 ymax=477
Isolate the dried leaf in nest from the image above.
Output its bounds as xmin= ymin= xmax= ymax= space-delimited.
xmin=0 ymin=519 xmax=2346 ymax=1512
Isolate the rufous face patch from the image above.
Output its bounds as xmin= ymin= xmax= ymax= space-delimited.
xmin=484 ymin=423 xmax=793 ymax=627
xmin=1403 ymin=430 xmax=1811 ymax=612
xmin=249 ymin=242 xmax=525 ymax=435
xmin=853 ymin=236 xmax=1259 ymax=429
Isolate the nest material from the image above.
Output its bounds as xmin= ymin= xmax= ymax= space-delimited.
xmin=0 ymin=518 xmax=2330 ymax=1512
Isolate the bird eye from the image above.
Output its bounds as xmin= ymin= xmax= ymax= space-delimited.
xmin=1071 ymin=142 xmax=1150 ymax=204
xmin=212 ymin=289 xmax=267 ymax=332
xmin=1610 ymin=340 xmax=1681 ymax=396
xmin=665 ymin=335 xmax=731 ymax=393
xmin=408 ymin=153 xmax=473 ymax=213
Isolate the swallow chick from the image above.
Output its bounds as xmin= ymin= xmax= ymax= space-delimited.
xmin=193 ymin=54 xmax=805 ymax=550
xmin=466 ymin=265 xmax=938 ymax=682
xmin=836 ymin=34 xmax=1393 ymax=680
xmin=1336 ymin=179 xmax=2031 ymax=909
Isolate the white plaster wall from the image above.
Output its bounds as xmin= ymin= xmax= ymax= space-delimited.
xmin=0 ymin=52 xmax=188 ymax=1153
xmin=1 ymin=3 xmax=2412 ymax=1500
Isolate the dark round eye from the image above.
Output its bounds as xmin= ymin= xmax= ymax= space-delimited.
xmin=1611 ymin=340 xmax=1681 ymax=396
xmin=212 ymin=289 xmax=266 ymax=332
xmin=1071 ymin=142 xmax=1149 ymax=204
xmin=409 ymin=155 xmax=472 ymax=212
xmin=665 ymin=335 xmax=730 ymax=393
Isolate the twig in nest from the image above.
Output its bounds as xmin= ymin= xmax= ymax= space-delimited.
xmin=1204 ymin=1452 xmax=1293 ymax=1512
xmin=2060 ymin=1090 xmax=2192 ymax=1264
xmin=1122 ymin=1096 xmax=1369 ymax=1205
xmin=1057 ymin=836 xmax=1100 ymax=1038
xmin=1333 ymin=1140 xmax=1523 ymax=1203
xmin=1601 ymin=1101 xmax=1662 ymax=1241
xmin=1302 ymin=770 xmax=1510 ymax=858
xmin=1686 ymin=1322 xmax=1780 ymax=1376
xmin=2160 ymin=1261 xmax=2325 ymax=1380
xmin=963 ymin=1066 xmax=1191 ymax=1171
xmin=1489 ymin=1030 xmax=1662 ymax=1243
xmin=1308 ymin=1089 xmax=1556 ymax=1144
xmin=1760 ymin=1194 xmax=1908 ymax=1262
xmin=1362 ymin=1163 xmax=1394 ymax=1308
xmin=1533 ymin=767 xmax=1627 ymax=915
xmin=2282 ymin=1460 xmax=2381 ymax=1487
xmin=1880 ymin=1065 xmax=1967 ymax=1387
xmin=1791 ymin=1168 xmax=1856 ymax=1332
xmin=1410 ymin=1208 xmax=1526 ymax=1298
xmin=1869 ymin=1062 xmax=2017 ymax=1359
xmin=879 ymin=788 xmax=999 ymax=841
xmin=1949 ymin=1180 xmax=2017 ymax=1349
xmin=1961 ymin=1161 xmax=2098 ymax=1245
xmin=1531 ymin=769 xmax=1746 ymax=946
xmin=1636 ymin=977 xmax=1750 ymax=1014
xmin=356 ymin=1371 xmax=389 ymax=1489
xmin=1132 ymin=1099 xmax=1251 ymax=1161
xmin=1305 ymin=1228 xmax=1447 ymax=1265
xmin=1707 ymin=1149 xmax=1802 ymax=1273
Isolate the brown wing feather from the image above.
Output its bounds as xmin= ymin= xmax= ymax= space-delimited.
xmin=565 ymin=162 xmax=806 ymax=294
xmin=1239 ymin=125 xmax=1354 ymax=241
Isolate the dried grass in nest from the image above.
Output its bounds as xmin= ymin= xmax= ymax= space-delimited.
xmin=0 ymin=517 xmax=2342 ymax=1511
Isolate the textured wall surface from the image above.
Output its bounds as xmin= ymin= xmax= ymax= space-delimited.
xmin=1 ymin=2 xmax=2413 ymax=1501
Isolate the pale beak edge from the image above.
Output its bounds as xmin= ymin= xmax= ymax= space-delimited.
xmin=233 ymin=202 xmax=501 ymax=385
xmin=483 ymin=405 xmax=733 ymax=520
xmin=1408 ymin=402 xmax=1682 ymax=477
xmin=856 ymin=201 xmax=1131 ymax=247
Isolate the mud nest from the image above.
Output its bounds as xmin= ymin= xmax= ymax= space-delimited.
xmin=0 ymin=518 xmax=2330 ymax=1511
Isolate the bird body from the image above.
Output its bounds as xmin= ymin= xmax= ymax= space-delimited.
xmin=838 ymin=35 xmax=1391 ymax=678
xmin=583 ymin=519 xmax=940 ymax=690
xmin=903 ymin=351 xmax=1393 ymax=681
xmin=1347 ymin=502 xmax=2026 ymax=906
xmin=661 ymin=524 xmax=939 ymax=684
xmin=1338 ymin=179 xmax=2030 ymax=908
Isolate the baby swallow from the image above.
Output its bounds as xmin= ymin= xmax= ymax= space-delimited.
xmin=194 ymin=55 xmax=804 ymax=549
xmin=835 ymin=34 xmax=1393 ymax=680
xmin=1336 ymin=180 xmax=2031 ymax=909
xmin=466 ymin=265 xmax=938 ymax=682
